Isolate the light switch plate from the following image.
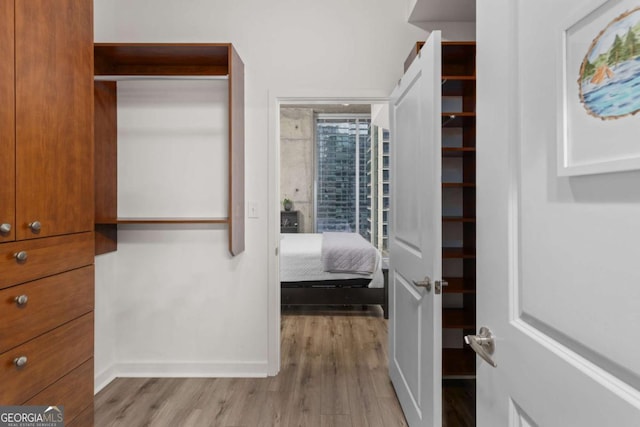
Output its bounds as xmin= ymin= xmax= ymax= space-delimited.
xmin=248 ymin=201 xmax=259 ymax=218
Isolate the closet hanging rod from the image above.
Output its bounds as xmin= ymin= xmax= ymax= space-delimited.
xmin=94 ymin=75 xmax=229 ymax=82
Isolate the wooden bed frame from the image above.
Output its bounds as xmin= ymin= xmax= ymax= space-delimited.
xmin=281 ymin=269 xmax=389 ymax=319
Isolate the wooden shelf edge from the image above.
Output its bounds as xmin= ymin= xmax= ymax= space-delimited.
xmin=442 ymin=75 xmax=476 ymax=81
xmin=442 ymin=247 xmax=476 ymax=259
xmin=442 ymin=147 xmax=476 ymax=152
xmin=442 ymin=112 xmax=476 ymax=117
xmin=442 ymin=182 xmax=476 ymax=188
xmin=442 ymin=216 xmax=476 ymax=223
xmin=442 ymin=277 xmax=476 ymax=294
xmin=442 ymin=41 xmax=477 ymax=46
xmin=442 ymin=148 xmax=476 ymax=158
xmin=95 ymin=75 xmax=229 ymax=81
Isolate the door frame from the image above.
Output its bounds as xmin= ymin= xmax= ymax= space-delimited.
xmin=267 ymin=90 xmax=390 ymax=375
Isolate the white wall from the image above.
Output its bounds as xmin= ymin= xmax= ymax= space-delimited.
xmin=371 ymin=103 xmax=390 ymax=129
xmin=411 ymin=22 xmax=475 ymax=41
xmin=117 ymin=80 xmax=229 ymax=219
xmin=93 ymin=0 xmax=429 ymax=388
xmin=94 ymin=253 xmax=117 ymax=391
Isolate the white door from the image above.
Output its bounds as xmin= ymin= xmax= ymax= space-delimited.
xmin=389 ymin=30 xmax=442 ymax=427
xmin=476 ymin=0 xmax=640 ymax=425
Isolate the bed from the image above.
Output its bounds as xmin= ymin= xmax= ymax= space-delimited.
xmin=280 ymin=232 xmax=388 ymax=318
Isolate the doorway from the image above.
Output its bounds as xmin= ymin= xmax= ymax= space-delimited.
xmin=272 ymin=99 xmax=405 ymax=425
xmin=276 ymin=101 xmax=390 ymax=316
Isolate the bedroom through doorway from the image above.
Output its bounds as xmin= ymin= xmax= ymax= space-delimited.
xmin=278 ymin=102 xmax=390 ymax=317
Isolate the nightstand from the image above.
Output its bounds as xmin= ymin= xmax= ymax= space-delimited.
xmin=280 ymin=211 xmax=300 ymax=233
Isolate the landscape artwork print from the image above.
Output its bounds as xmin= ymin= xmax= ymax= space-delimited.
xmin=579 ymin=6 xmax=640 ymax=119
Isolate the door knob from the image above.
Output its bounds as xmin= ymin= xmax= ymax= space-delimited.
xmin=413 ymin=277 xmax=432 ymax=291
xmin=15 ymin=295 xmax=29 ymax=306
xmin=28 ymin=221 xmax=41 ymax=233
xmin=464 ymin=326 xmax=497 ymax=368
xmin=14 ymin=251 xmax=28 ymax=263
xmin=0 ymin=223 xmax=10 ymax=234
xmin=434 ymin=280 xmax=447 ymax=295
xmin=14 ymin=356 xmax=28 ymax=368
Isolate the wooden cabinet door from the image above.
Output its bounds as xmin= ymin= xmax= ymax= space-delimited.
xmin=15 ymin=0 xmax=93 ymax=240
xmin=0 ymin=0 xmax=15 ymax=243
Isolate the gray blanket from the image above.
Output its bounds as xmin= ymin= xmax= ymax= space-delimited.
xmin=321 ymin=232 xmax=377 ymax=274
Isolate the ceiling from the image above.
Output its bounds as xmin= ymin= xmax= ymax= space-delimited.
xmin=409 ymin=0 xmax=476 ymax=22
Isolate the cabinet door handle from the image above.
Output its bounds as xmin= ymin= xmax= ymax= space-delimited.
xmin=28 ymin=221 xmax=41 ymax=233
xmin=15 ymin=295 xmax=29 ymax=306
xmin=14 ymin=356 xmax=28 ymax=368
xmin=0 ymin=223 xmax=10 ymax=234
xmin=14 ymin=251 xmax=28 ymax=263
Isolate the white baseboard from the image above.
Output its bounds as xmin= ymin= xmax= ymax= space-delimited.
xmin=94 ymin=365 xmax=118 ymax=394
xmin=94 ymin=360 xmax=269 ymax=394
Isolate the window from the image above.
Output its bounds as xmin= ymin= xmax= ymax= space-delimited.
xmin=314 ymin=116 xmax=389 ymax=255
xmin=372 ymin=127 xmax=390 ymax=254
xmin=315 ymin=116 xmax=370 ymax=236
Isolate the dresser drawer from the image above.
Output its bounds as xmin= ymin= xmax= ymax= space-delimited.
xmin=0 ymin=312 xmax=93 ymax=404
xmin=66 ymin=404 xmax=94 ymax=427
xmin=0 ymin=266 xmax=94 ymax=354
xmin=25 ymin=358 xmax=93 ymax=425
xmin=0 ymin=232 xmax=94 ymax=290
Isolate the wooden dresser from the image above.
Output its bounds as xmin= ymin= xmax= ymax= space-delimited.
xmin=0 ymin=0 xmax=95 ymax=425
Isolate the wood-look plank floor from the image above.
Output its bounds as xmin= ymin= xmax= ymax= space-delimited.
xmin=94 ymin=306 xmax=473 ymax=427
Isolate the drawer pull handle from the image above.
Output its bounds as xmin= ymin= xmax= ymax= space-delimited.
xmin=28 ymin=221 xmax=41 ymax=233
xmin=0 ymin=223 xmax=10 ymax=234
xmin=14 ymin=251 xmax=28 ymax=263
xmin=14 ymin=356 xmax=28 ymax=368
xmin=15 ymin=295 xmax=28 ymax=306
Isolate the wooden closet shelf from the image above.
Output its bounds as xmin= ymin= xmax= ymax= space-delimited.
xmin=443 ymin=308 xmax=476 ymax=329
xmin=442 ymin=148 xmax=476 ymax=158
xmin=443 ymin=247 xmax=476 ymax=259
xmin=94 ymin=43 xmax=233 ymax=76
xmin=442 ymin=277 xmax=476 ymax=294
xmin=442 ymin=112 xmax=476 ymax=117
xmin=442 ymin=75 xmax=476 ymax=81
xmin=442 ymin=114 xmax=476 ymax=128
xmin=94 ymin=75 xmax=229 ymax=81
xmin=441 ymin=78 xmax=476 ymax=97
xmin=442 ymin=42 xmax=476 ymax=79
xmin=94 ymin=42 xmax=245 ymax=256
xmin=442 ymin=216 xmax=476 ymax=223
xmin=443 ymin=348 xmax=476 ymax=377
xmin=442 ymin=182 xmax=476 ymax=188
xmin=441 ymin=41 xmax=477 ymax=382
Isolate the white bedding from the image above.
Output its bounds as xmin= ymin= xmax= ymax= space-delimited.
xmin=280 ymin=233 xmax=384 ymax=288
xmin=321 ymin=232 xmax=377 ymax=274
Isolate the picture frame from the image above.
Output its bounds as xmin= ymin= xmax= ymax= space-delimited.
xmin=558 ymin=0 xmax=640 ymax=176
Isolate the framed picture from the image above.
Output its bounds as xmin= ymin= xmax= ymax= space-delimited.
xmin=559 ymin=0 xmax=640 ymax=176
